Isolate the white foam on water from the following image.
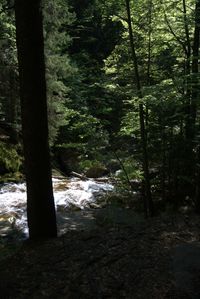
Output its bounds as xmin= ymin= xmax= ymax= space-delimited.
xmin=0 ymin=178 xmax=114 ymax=237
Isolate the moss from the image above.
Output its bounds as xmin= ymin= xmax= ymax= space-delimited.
xmin=0 ymin=172 xmax=24 ymax=184
xmin=79 ymin=159 xmax=104 ymax=171
xmin=0 ymin=142 xmax=22 ymax=175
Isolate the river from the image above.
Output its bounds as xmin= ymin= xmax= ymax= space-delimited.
xmin=0 ymin=177 xmax=114 ymax=239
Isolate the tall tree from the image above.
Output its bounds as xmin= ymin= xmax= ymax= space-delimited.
xmin=190 ymin=0 xmax=200 ymax=139
xmin=125 ymin=0 xmax=154 ymax=217
xmin=14 ymin=0 xmax=57 ymax=239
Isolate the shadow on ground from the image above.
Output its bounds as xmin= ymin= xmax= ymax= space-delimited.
xmin=0 ymin=208 xmax=200 ymax=298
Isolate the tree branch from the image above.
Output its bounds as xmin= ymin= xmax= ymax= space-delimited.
xmin=112 ymin=13 xmax=128 ymax=23
xmin=183 ymin=0 xmax=191 ymax=58
xmin=163 ymin=9 xmax=188 ymax=56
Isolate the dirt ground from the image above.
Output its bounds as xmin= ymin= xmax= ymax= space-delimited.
xmin=0 ymin=211 xmax=200 ymax=299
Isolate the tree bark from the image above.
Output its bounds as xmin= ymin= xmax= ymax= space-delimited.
xmin=190 ymin=0 xmax=200 ymax=138
xmin=185 ymin=0 xmax=200 ymax=140
xmin=14 ymin=0 xmax=57 ymax=239
xmin=182 ymin=0 xmax=191 ymax=102
xmin=192 ymin=1 xmax=200 ymax=212
xmin=183 ymin=0 xmax=191 ymax=71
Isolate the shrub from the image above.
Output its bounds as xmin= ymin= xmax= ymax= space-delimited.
xmin=0 ymin=142 xmax=21 ymax=174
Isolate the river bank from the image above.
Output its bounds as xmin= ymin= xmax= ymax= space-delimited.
xmin=1 ymin=213 xmax=200 ymax=298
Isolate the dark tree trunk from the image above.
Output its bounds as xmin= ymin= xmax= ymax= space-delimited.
xmin=183 ymin=0 xmax=191 ymax=76
xmin=193 ymin=1 xmax=200 ymax=211
xmin=190 ymin=0 xmax=200 ymax=137
xmin=195 ymin=146 xmax=200 ymax=213
xmin=125 ymin=0 xmax=154 ymax=217
xmin=183 ymin=0 xmax=192 ymax=139
xmin=147 ymin=0 xmax=153 ymax=85
xmin=185 ymin=0 xmax=200 ymax=140
xmin=14 ymin=0 xmax=57 ymax=239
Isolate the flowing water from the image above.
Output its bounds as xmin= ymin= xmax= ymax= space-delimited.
xmin=0 ymin=177 xmax=114 ymax=239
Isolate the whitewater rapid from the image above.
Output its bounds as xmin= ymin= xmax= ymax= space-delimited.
xmin=0 ymin=178 xmax=113 ymax=238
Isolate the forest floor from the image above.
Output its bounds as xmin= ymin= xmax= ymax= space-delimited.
xmin=0 ymin=209 xmax=200 ymax=299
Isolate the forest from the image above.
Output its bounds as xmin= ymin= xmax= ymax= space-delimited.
xmin=1 ymin=0 xmax=200 ymax=298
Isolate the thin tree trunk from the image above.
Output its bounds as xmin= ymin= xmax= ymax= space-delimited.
xmin=14 ymin=0 xmax=57 ymax=239
xmin=160 ymin=118 xmax=166 ymax=202
xmin=182 ymin=0 xmax=192 ymax=140
xmin=195 ymin=145 xmax=200 ymax=213
xmin=192 ymin=1 xmax=200 ymax=212
xmin=167 ymin=127 xmax=173 ymax=201
xmin=145 ymin=0 xmax=152 ymax=144
xmin=184 ymin=0 xmax=200 ymax=141
xmin=190 ymin=0 xmax=200 ymax=138
xmin=125 ymin=0 xmax=154 ymax=217
xmin=147 ymin=0 xmax=153 ymax=85
xmin=183 ymin=0 xmax=191 ymax=75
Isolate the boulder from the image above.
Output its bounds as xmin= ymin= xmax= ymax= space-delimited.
xmin=85 ymin=165 xmax=109 ymax=178
xmin=106 ymin=159 xmax=121 ymax=173
xmin=55 ymin=147 xmax=80 ymax=175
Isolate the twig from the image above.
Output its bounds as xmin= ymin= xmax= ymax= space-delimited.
xmin=164 ymin=13 xmax=187 ymax=55
xmin=112 ymin=150 xmax=134 ymax=191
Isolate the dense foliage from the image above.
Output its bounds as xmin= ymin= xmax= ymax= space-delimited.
xmin=0 ymin=0 xmax=200 ymax=214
